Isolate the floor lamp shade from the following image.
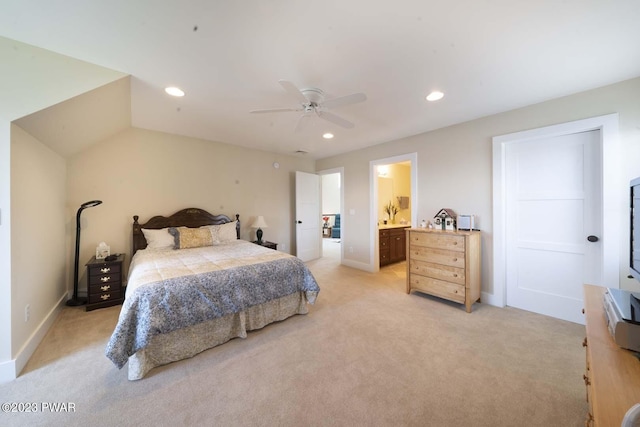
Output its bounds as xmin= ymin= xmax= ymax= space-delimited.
xmin=67 ymin=200 xmax=103 ymax=306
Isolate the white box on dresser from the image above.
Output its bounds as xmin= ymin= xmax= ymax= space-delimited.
xmin=406 ymin=228 xmax=481 ymax=313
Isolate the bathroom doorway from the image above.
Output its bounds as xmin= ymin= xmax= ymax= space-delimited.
xmin=370 ymin=153 xmax=418 ymax=272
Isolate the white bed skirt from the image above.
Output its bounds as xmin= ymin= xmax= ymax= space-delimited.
xmin=127 ymin=291 xmax=309 ymax=380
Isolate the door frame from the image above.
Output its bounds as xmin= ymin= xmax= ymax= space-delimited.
xmin=491 ymin=113 xmax=621 ymax=307
xmin=317 ymin=167 xmax=344 ymax=263
xmin=370 ymin=153 xmax=418 ymax=272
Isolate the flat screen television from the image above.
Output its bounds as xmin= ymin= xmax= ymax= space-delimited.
xmin=631 ymin=177 xmax=640 ymax=281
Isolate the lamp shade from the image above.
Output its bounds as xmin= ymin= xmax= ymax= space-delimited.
xmin=251 ymin=216 xmax=268 ymax=229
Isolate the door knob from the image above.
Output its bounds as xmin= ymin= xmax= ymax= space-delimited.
xmin=587 ymin=235 xmax=599 ymax=242
xmin=296 ymin=220 xmax=302 ymax=224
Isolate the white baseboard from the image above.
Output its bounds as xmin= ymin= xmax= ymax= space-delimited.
xmin=12 ymin=293 xmax=67 ymax=380
xmin=481 ymin=291 xmax=505 ymax=308
xmin=0 ymin=358 xmax=16 ymax=384
xmin=341 ymin=258 xmax=375 ymax=272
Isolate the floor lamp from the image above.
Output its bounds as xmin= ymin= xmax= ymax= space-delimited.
xmin=66 ymin=200 xmax=103 ymax=306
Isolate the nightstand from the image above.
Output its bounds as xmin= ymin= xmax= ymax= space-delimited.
xmin=252 ymin=240 xmax=278 ymax=250
xmin=85 ymin=254 xmax=125 ymax=311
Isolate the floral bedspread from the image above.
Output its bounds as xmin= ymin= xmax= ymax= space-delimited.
xmin=105 ymin=240 xmax=320 ymax=368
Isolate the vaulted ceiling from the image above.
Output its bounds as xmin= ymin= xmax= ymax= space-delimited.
xmin=2 ymin=1 xmax=639 ymax=159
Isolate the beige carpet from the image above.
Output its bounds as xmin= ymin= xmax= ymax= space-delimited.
xmin=0 ymin=255 xmax=588 ymax=427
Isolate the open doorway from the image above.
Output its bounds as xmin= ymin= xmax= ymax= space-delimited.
xmin=370 ymin=153 xmax=418 ymax=272
xmin=320 ymin=169 xmax=343 ymax=260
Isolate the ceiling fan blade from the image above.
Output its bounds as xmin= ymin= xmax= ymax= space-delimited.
xmin=317 ymin=110 xmax=355 ymax=129
xmin=278 ymin=80 xmax=309 ymax=104
xmin=322 ymin=92 xmax=367 ymax=109
xmin=250 ymin=107 xmax=302 ymax=114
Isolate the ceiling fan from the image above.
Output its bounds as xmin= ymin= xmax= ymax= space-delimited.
xmin=250 ymin=80 xmax=367 ymax=132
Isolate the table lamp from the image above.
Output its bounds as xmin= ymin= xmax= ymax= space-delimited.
xmin=251 ymin=216 xmax=268 ymax=244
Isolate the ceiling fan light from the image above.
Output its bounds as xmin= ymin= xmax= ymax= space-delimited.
xmin=426 ymin=91 xmax=444 ymax=101
xmin=165 ymin=86 xmax=185 ymax=97
xmin=323 ymin=133 xmax=334 ymax=139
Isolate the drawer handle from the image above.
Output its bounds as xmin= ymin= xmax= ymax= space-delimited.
xmin=396 ymin=237 xmax=401 ymax=240
xmin=453 ymin=274 xmax=458 ymax=277
xmin=453 ymin=242 xmax=457 ymax=245
xmin=101 ymin=285 xmax=111 ymax=291
xmin=101 ymin=276 xmax=110 ymax=282
xmin=452 ymin=258 xmax=458 ymax=262
xmin=101 ymin=267 xmax=111 ymax=273
xmin=100 ymin=294 xmax=111 ymax=301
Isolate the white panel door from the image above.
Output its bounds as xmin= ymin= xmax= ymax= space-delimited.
xmin=295 ymin=171 xmax=321 ymax=262
xmin=505 ymin=130 xmax=601 ymax=323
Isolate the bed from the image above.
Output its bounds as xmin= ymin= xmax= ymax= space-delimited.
xmin=105 ymin=208 xmax=320 ymax=380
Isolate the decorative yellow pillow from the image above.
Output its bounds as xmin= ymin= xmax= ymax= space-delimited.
xmin=169 ymin=226 xmax=213 ymax=249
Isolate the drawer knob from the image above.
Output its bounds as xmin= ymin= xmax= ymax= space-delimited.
xmin=101 ymin=267 xmax=111 ymax=273
xmin=453 ymin=242 xmax=458 ymax=245
xmin=101 ymin=285 xmax=111 ymax=291
xmin=100 ymin=276 xmax=110 ymax=282
xmin=453 ymin=258 xmax=458 ymax=262
xmin=100 ymin=294 xmax=111 ymax=301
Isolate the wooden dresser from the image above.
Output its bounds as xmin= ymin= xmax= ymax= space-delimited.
xmin=406 ymin=228 xmax=481 ymax=313
xmin=379 ymin=225 xmax=410 ymax=266
xmin=583 ymin=284 xmax=640 ymax=426
xmin=86 ymin=254 xmax=125 ymax=311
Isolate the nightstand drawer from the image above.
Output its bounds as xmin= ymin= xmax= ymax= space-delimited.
xmin=89 ymin=282 xmax=122 ymax=295
xmin=88 ymin=273 xmax=120 ymax=285
xmin=88 ymin=263 xmax=121 ymax=276
xmin=88 ymin=290 xmax=123 ymax=304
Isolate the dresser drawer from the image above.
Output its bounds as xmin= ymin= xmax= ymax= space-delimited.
xmin=88 ymin=290 xmax=122 ymax=304
xmin=409 ymin=275 xmax=465 ymax=303
xmin=408 ymin=232 xmax=465 ymax=252
xmin=410 ymin=259 xmax=465 ymax=285
xmin=409 ymin=246 xmax=465 ymax=268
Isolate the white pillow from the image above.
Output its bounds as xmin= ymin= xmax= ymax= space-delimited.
xmin=211 ymin=221 xmax=238 ymax=243
xmin=142 ymin=228 xmax=175 ymax=250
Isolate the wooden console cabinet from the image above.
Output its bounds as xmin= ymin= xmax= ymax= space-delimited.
xmin=406 ymin=228 xmax=481 ymax=313
xmin=583 ymin=284 xmax=640 ymax=426
xmin=380 ymin=226 xmax=409 ymax=266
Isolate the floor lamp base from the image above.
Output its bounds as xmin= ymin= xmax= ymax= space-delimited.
xmin=66 ymin=297 xmax=87 ymax=307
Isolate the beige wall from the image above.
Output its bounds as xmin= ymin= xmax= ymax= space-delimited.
xmin=66 ymin=127 xmax=316 ymax=289
xmin=0 ymin=37 xmax=125 ymax=382
xmin=317 ymin=76 xmax=640 ymax=295
xmin=10 ymin=124 xmax=67 ymax=365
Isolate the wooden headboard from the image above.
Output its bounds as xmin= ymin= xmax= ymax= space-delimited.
xmin=132 ymin=208 xmax=240 ymax=255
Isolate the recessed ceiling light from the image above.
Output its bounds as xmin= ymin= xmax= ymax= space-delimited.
xmin=426 ymin=91 xmax=444 ymax=102
xmin=323 ymin=133 xmax=334 ymax=139
xmin=165 ymin=86 xmax=185 ymax=97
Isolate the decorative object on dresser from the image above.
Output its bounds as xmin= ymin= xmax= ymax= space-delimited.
xmin=251 ymin=215 xmax=268 ymax=244
xmin=67 ymin=200 xmax=103 ymax=307
xmin=433 ymin=208 xmax=457 ymax=231
xmin=252 ymin=240 xmax=278 ymax=250
xmin=85 ymin=254 xmax=124 ymax=311
xmin=379 ymin=225 xmax=410 ymax=266
xmin=406 ymin=228 xmax=481 ymax=313
xmin=583 ymin=284 xmax=640 ymax=426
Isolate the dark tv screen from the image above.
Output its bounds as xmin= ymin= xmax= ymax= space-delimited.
xmin=631 ymin=177 xmax=640 ymax=281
